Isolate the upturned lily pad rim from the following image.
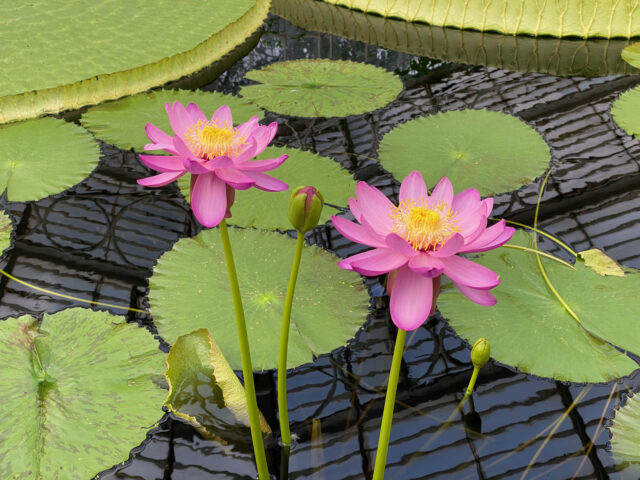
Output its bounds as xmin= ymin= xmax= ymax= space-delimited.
xmin=0 ymin=210 xmax=14 ymax=260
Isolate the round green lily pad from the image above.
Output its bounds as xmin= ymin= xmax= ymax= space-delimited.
xmin=610 ymin=394 xmax=640 ymax=464
xmin=178 ymin=146 xmax=356 ymax=230
xmin=622 ymin=42 xmax=640 ymax=68
xmin=80 ymin=89 xmax=263 ymax=152
xmin=611 ymin=86 xmax=640 ymax=140
xmin=437 ymin=231 xmax=640 ymax=383
xmin=0 ymin=0 xmax=270 ymax=124
xmin=239 ymin=59 xmax=403 ymax=117
xmin=0 ymin=117 xmax=100 ymax=202
xmin=0 ymin=308 xmax=166 ymax=479
xmin=0 ymin=210 xmax=11 ymax=256
xmin=149 ymin=228 xmax=369 ymax=371
xmin=378 ymin=109 xmax=551 ymax=196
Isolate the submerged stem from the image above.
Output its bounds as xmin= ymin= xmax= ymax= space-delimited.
xmin=278 ymin=233 xmax=305 ymax=446
xmin=372 ymin=328 xmax=407 ymax=480
xmin=219 ymin=220 xmax=269 ymax=480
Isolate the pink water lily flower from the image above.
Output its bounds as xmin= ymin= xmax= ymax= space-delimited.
xmin=331 ymin=171 xmax=514 ymax=331
xmin=137 ymin=102 xmax=288 ymax=227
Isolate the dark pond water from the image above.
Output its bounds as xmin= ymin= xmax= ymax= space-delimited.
xmin=3 ymin=11 xmax=640 ymax=480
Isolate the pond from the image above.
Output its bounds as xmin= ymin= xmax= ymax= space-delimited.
xmin=2 ymin=5 xmax=640 ymax=480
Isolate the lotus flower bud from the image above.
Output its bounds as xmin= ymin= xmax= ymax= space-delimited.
xmin=470 ymin=338 xmax=490 ymax=368
xmin=289 ymin=186 xmax=324 ymax=233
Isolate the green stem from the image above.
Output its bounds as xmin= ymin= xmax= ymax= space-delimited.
xmin=218 ymin=220 xmax=270 ymax=480
xmin=465 ymin=366 xmax=480 ymax=396
xmin=372 ymin=328 xmax=407 ymax=480
xmin=278 ymin=233 xmax=305 ymax=446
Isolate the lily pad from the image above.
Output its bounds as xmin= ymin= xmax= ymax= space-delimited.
xmin=0 ymin=308 xmax=166 ymax=479
xmin=0 ymin=0 xmax=270 ymax=124
xmin=239 ymin=59 xmax=403 ymax=117
xmin=578 ymin=249 xmax=624 ymax=276
xmin=0 ymin=210 xmax=11 ymax=257
xmin=0 ymin=117 xmax=100 ymax=202
xmin=178 ymin=146 xmax=356 ymax=229
xmin=437 ymin=230 xmax=640 ymax=383
xmin=166 ymin=328 xmax=270 ymax=443
xmin=622 ymin=42 xmax=640 ymax=68
xmin=378 ymin=109 xmax=550 ymax=196
xmin=610 ymin=394 xmax=640 ymax=463
xmin=611 ymin=86 xmax=640 ymax=140
xmin=149 ymin=228 xmax=369 ymax=370
xmin=80 ymin=89 xmax=263 ymax=152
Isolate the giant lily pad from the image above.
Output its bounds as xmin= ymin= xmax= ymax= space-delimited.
xmin=178 ymin=146 xmax=356 ymax=230
xmin=622 ymin=42 xmax=640 ymax=68
xmin=80 ymin=89 xmax=263 ymax=152
xmin=0 ymin=0 xmax=270 ymax=124
xmin=317 ymin=0 xmax=640 ymax=38
xmin=149 ymin=228 xmax=369 ymax=370
xmin=611 ymin=86 xmax=640 ymax=140
xmin=610 ymin=394 xmax=640 ymax=463
xmin=0 ymin=117 xmax=100 ymax=202
xmin=239 ymin=59 xmax=403 ymax=117
xmin=0 ymin=308 xmax=166 ymax=479
xmin=437 ymin=231 xmax=640 ymax=383
xmin=0 ymin=210 xmax=11 ymax=257
xmin=378 ymin=110 xmax=550 ymax=196
xmin=166 ymin=328 xmax=271 ymax=443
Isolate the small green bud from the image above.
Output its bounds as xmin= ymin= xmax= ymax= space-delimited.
xmin=470 ymin=338 xmax=490 ymax=368
xmin=288 ymin=186 xmax=324 ymax=233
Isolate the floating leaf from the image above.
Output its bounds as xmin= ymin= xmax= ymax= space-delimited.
xmin=0 ymin=0 xmax=270 ymax=124
xmin=0 ymin=117 xmax=100 ymax=202
xmin=0 ymin=308 xmax=166 ymax=479
xmin=378 ymin=110 xmax=550 ymax=196
xmin=150 ymin=228 xmax=369 ymax=370
xmin=611 ymin=86 xmax=640 ymax=140
xmin=178 ymin=146 xmax=355 ymax=229
xmin=0 ymin=210 xmax=11 ymax=256
xmin=317 ymin=0 xmax=640 ymax=38
xmin=166 ymin=328 xmax=270 ymax=443
xmin=578 ymin=249 xmax=624 ymax=277
xmin=438 ymin=231 xmax=640 ymax=383
xmin=622 ymin=42 xmax=640 ymax=68
xmin=610 ymin=394 xmax=640 ymax=464
xmin=81 ymin=89 xmax=263 ymax=152
xmin=240 ymin=59 xmax=402 ymax=117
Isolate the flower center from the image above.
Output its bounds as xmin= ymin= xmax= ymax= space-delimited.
xmin=390 ymin=200 xmax=459 ymax=251
xmin=183 ymin=120 xmax=247 ymax=160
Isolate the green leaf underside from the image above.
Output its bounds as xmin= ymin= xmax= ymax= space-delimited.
xmin=0 ymin=117 xmax=100 ymax=202
xmin=578 ymin=249 xmax=625 ymax=276
xmin=611 ymin=86 xmax=640 ymax=140
xmin=80 ymin=89 xmax=263 ymax=152
xmin=178 ymin=146 xmax=356 ymax=230
xmin=610 ymin=394 xmax=640 ymax=463
xmin=150 ymin=228 xmax=369 ymax=370
xmin=240 ymin=59 xmax=403 ymax=117
xmin=378 ymin=109 xmax=550 ymax=196
xmin=438 ymin=231 xmax=640 ymax=383
xmin=0 ymin=211 xmax=11 ymax=256
xmin=622 ymin=42 xmax=640 ymax=68
xmin=165 ymin=328 xmax=270 ymax=443
xmin=272 ymin=0 xmax=639 ymax=77
xmin=316 ymin=0 xmax=640 ymax=38
xmin=0 ymin=309 xmax=166 ymax=479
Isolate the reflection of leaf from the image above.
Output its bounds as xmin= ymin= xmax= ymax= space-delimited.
xmin=610 ymin=394 xmax=640 ymax=464
xmin=150 ymin=228 xmax=369 ymax=370
xmin=240 ymin=59 xmax=402 ymax=117
xmin=0 ymin=118 xmax=99 ymax=202
xmin=178 ymin=146 xmax=356 ymax=230
xmin=378 ymin=110 xmax=550 ymax=196
xmin=578 ymin=249 xmax=624 ymax=277
xmin=438 ymin=231 xmax=640 ymax=383
xmin=166 ymin=328 xmax=270 ymax=442
xmin=0 ymin=210 xmax=11 ymax=257
xmin=0 ymin=309 xmax=166 ymax=479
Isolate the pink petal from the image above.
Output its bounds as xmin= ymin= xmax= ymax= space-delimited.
xmin=137 ymin=171 xmax=185 ymax=187
xmin=454 ymin=282 xmax=497 ymax=306
xmin=243 ymin=172 xmax=288 ymax=192
xmin=215 ymin=168 xmax=256 ymax=190
xmin=331 ymin=216 xmax=387 ymax=249
xmin=237 ymin=154 xmax=287 ymax=172
xmin=348 ymin=197 xmax=362 ymax=222
xmin=232 ymin=139 xmax=259 ymax=164
xmin=430 ymin=177 xmax=454 ymax=206
xmin=139 ymin=154 xmax=186 ymax=173
xmin=399 ymin=170 xmax=428 ymax=204
xmin=186 ymin=103 xmax=207 ymax=123
xmin=431 ymin=233 xmax=464 ymax=257
xmin=144 ymin=123 xmax=177 ymax=153
xmin=212 ymin=105 xmax=232 ymax=127
xmin=385 ymin=233 xmax=417 ymax=258
xmin=191 ymin=173 xmax=227 ymax=228
xmin=454 ymin=205 xmax=488 ymax=239
xmin=339 ymin=249 xmax=407 ymax=276
xmin=355 ymin=182 xmax=394 ymax=235
xmin=235 ymin=116 xmax=260 ymax=137
xmin=165 ymin=102 xmax=192 ymax=138
xmin=440 ymin=255 xmax=500 ymax=289
xmin=481 ymin=198 xmax=494 ymax=216
xmin=459 ymin=221 xmax=514 ymax=253
xmin=452 ymin=188 xmax=482 ymax=213
xmin=389 ymin=266 xmax=433 ymax=331
xmin=249 ymin=124 xmax=277 ymax=152
xmin=408 ymin=253 xmax=444 ymax=277
xmin=183 ymin=158 xmax=213 ymax=174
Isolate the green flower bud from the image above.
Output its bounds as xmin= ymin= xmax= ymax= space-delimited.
xmin=470 ymin=338 xmax=490 ymax=368
xmin=289 ymin=186 xmax=324 ymax=233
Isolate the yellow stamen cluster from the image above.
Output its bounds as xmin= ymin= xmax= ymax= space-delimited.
xmin=390 ymin=199 xmax=460 ymax=251
xmin=184 ymin=120 xmax=247 ymax=160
